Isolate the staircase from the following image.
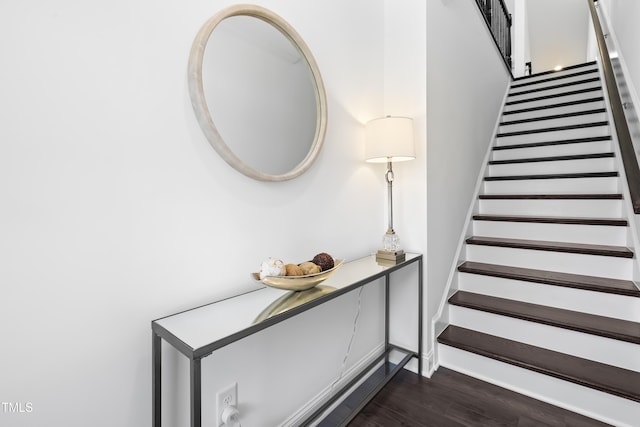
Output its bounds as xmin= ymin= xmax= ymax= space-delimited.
xmin=436 ymin=61 xmax=640 ymax=427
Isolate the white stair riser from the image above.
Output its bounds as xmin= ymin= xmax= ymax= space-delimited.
xmin=478 ymin=199 xmax=623 ymax=218
xmin=496 ymin=126 xmax=610 ymax=146
xmin=511 ymin=74 xmax=600 ymax=93
xmin=465 ymin=244 xmax=633 ymax=280
xmin=492 ymin=141 xmax=612 ymax=161
xmin=511 ymin=67 xmax=598 ymax=87
xmin=457 ymin=273 xmax=640 ymax=322
xmin=508 ymin=82 xmax=602 ymax=103
xmin=472 ymin=220 xmax=627 ymax=246
xmin=437 ymin=345 xmax=640 ymax=427
xmin=499 ymin=112 xmax=608 ymax=133
xmin=503 ymin=100 xmax=605 ymax=122
xmin=504 ymin=90 xmax=604 ymax=111
xmin=483 ymin=177 xmax=619 ymax=194
xmin=488 ymin=158 xmax=615 ymax=176
xmin=449 ymin=306 xmax=640 ymax=371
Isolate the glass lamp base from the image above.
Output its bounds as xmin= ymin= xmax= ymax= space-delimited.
xmin=375 ymin=231 xmax=406 ymax=264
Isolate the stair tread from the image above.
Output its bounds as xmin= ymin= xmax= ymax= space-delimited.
xmin=493 ymin=135 xmax=611 ymax=151
xmin=505 ymin=87 xmax=602 ymax=106
xmin=484 ymin=171 xmax=618 ymax=181
xmin=497 ymin=121 xmax=609 ymax=138
xmin=472 ymin=214 xmax=627 ymax=227
xmin=503 ymin=97 xmax=605 ymax=116
xmin=500 ymin=109 xmax=606 ymax=126
xmin=513 ymin=61 xmax=597 ymax=82
xmin=466 ymin=236 xmax=633 ymax=258
xmin=458 ymin=261 xmax=640 ymax=297
xmin=437 ymin=325 xmax=640 ymax=402
xmin=478 ymin=193 xmax=622 ymax=200
xmin=489 ymin=152 xmax=614 ymax=165
xmin=449 ymin=290 xmax=640 ymax=344
xmin=511 ymin=68 xmax=598 ymax=89
xmin=509 ymin=77 xmax=601 ymax=97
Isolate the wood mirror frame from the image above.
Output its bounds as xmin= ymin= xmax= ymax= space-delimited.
xmin=188 ymin=4 xmax=328 ymax=181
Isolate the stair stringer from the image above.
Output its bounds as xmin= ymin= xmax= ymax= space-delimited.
xmin=430 ymin=84 xmax=511 ymax=374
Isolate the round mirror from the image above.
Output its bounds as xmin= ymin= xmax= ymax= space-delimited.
xmin=188 ymin=5 xmax=328 ymax=181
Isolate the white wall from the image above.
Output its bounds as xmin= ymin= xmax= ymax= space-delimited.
xmin=426 ymin=0 xmax=511 ymax=355
xmin=524 ymin=0 xmax=590 ymax=73
xmin=0 ymin=0 xmax=428 ymax=425
xmin=604 ymin=0 xmax=640 ymax=112
xmin=382 ymin=1 xmax=427 ymax=368
xmin=511 ymin=0 xmax=533 ymax=78
xmin=511 ymin=0 xmax=526 ymax=77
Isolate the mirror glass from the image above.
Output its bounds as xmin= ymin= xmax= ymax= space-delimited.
xmin=188 ymin=6 xmax=327 ymax=181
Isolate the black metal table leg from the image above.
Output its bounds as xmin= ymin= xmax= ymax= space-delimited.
xmin=190 ymin=358 xmax=202 ymax=427
xmin=152 ymin=332 xmax=162 ymax=427
xmin=384 ymin=274 xmax=390 ymax=352
xmin=418 ymin=258 xmax=424 ymax=375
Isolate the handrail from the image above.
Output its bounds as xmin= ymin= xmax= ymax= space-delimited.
xmin=474 ymin=0 xmax=513 ymax=78
xmin=587 ymin=0 xmax=640 ymax=214
xmin=495 ymin=0 xmax=511 ymax=20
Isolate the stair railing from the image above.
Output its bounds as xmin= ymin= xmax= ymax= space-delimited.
xmin=474 ymin=0 xmax=512 ymax=76
xmin=587 ymin=0 xmax=640 ymax=214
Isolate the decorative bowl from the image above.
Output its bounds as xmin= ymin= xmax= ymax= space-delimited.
xmin=252 ymin=259 xmax=343 ymax=291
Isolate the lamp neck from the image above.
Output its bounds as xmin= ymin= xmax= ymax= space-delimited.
xmin=385 ymin=159 xmax=394 ymax=233
xmin=385 ymin=160 xmax=394 ymax=184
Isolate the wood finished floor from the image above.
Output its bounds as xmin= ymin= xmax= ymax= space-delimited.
xmin=348 ymin=367 xmax=611 ymax=427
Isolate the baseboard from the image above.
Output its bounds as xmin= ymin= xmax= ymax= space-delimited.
xmin=423 ymin=349 xmax=435 ymax=378
xmin=280 ymin=343 xmax=385 ymax=427
xmin=389 ymin=348 xmax=434 ymax=378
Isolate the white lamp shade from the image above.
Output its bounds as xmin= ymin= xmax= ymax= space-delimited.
xmin=365 ymin=116 xmax=415 ymax=163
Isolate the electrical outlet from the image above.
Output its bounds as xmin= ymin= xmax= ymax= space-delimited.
xmin=216 ymin=382 xmax=237 ymax=427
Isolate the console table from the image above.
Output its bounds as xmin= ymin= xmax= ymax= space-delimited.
xmin=152 ymin=253 xmax=423 ymax=427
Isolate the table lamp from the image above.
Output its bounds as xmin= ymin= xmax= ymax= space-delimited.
xmin=365 ymin=116 xmax=415 ymax=263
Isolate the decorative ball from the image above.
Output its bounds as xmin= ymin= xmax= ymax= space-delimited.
xmin=298 ymin=261 xmax=321 ymax=275
xmin=312 ymin=252 xmax=334 ymax=271
xmin=285 ymin=264 xmax=305 ymax=276
xmin=259 ymin=258 xmax=286 ymax=280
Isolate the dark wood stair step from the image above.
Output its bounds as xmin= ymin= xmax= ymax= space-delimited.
xmin=505 ymin=87 xmax=602 ymax=107
xmin=497 ymin=122 xmax=609 ymax=138
xmin=510 ymin=68 xmax=598 ymax=90
xmin=457 ymin=261 xmax=640 ymax=297
xmin=437 ymin=325 xmax=640 ymax=403
xmin=500 ymin=108 xmax=606 ymax=126
xmin=479 ymin=193 xmax=622 ymax=200
xmin=465 ymin=236 xmax=634 ymax=258
xmin=493 ymin=135 xmax=611 ymax=151
xmin=503 ymin=97 xmax=605 ymax=116
xmin=509 ymin=77 xmax=601 ymax=97
xmin=488 ymin=152 xmax=614 ymax=165
xmin=484 ymin=171 xmax=618 ymax=181
xmin=472 ymin=214 xmax=628 ymax=227
xmin=448 ymin=291 xmax=640 ymax=344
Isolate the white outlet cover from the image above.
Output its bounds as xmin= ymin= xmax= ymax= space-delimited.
xmin=216 ymin=382 xmax=237 ymax=427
